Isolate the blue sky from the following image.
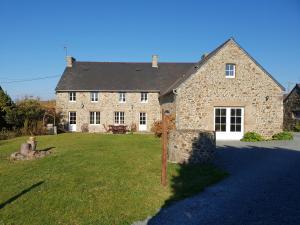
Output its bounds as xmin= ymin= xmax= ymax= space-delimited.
xmin=0 ymin=0 xmax=299 ymax=100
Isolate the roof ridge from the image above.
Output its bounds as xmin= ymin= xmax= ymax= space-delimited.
xmin=74 ymin=61 xmax=194 ymax=64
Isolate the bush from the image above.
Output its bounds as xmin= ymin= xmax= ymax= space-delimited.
xmin=294 ymin=122 xmax=300 ymax=132
xmin=241 ymin=132 xmax=264 ymax=142
xmin=272 ymin=131 xmax=293 ymax=140
xmin=0 ymin=128 xmax=21 ymax=140
xmin=151 ymin=114 xmax=176 ymax=137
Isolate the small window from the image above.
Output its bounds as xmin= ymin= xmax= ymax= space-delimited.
xmin=141 ymin=92 xmax=148 ymax=103
xmin=114 ymin=111 xmax=125 ymax=124
xmin=119 ymin=92 xmax=126 ymax=103
xmin=69 ymin=92 xmax=76 ymax=102
xmin=90 ymin=112 xmax=100 ymax=124
xmin=90 ymin=92 xmax=98 ymax=102
xmin=225 ymin=64 xmax=235 ymax=78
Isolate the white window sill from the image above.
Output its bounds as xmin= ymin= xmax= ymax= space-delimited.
xmin=91 ymin=101 xmax=98 ymax=103
xmin=225 ymin=76 xmax=235 ymax=79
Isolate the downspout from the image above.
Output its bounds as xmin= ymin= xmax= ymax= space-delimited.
xmin=172 ymin=89 xmax=179 ymax=128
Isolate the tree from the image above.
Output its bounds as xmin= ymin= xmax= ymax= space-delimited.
xmin=5 ymin=98 xmax=46 ymax=134
xmin=0 ymin=86 xmax=14 ymax=129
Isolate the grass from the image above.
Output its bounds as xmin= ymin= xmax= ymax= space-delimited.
xmin=0 ymin=133 xmax=227 ymax=225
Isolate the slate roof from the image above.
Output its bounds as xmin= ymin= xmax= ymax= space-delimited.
xmin=55 ymin=62 xmax=193 ymax=93
xmin=284 ymin=84 xmax=300 ymax=102
xmin=56 ymin=38 xmax=285 ymax=94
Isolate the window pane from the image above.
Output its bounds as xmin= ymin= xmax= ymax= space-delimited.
xmin=215 ymin=124 xmax=220 ymax=131
xmin=230 ymin=125 xmax=235 ymax=132
xmin=236 ymin=125 xmax=241 ymax=132
xmin=216 ymin=117 xmax=221 ymax=123
xmin=230 ymin=117 xmax=235 ymax=123
xmin=221 ymin=109 xmax=226 ymax=116
xmin=216 ymin=109 xmax=220 ymax=116
xmin=236 ymin=117 xmax=241 ymax=124
xmin=236 ymin=109 xmax=241 ymax=116
xmin=221 ymin=124 xmax=226 ymax=131
xmin=96 ymin=112 xmax=100 ymax=124
xmin=90 ymin=112 xmax=94 ymax=124
xmin=221 ymin=116 xmax=226 ymax=123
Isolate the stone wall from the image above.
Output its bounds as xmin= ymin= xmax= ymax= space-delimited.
xmin=175 ymin=40 xmax=284 ymax=138
xmin=283 ymin=86 xmax=300 ymax=130
xmin=168 ymin=129 xmax=216 ymax=164
xmin=56 ymin=92 xmax=161 ymax=132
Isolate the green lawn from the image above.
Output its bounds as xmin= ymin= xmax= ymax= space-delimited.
xmin=0 ymin=133 xmax=226 ymax=225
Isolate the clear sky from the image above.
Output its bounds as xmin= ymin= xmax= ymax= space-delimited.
xmin=0 ymin=0 xmax=299 ymax=100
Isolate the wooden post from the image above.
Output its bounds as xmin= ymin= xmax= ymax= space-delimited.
xmin=161 ymin=110 xmax=167 ymax=186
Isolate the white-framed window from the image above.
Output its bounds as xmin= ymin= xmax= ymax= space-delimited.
xmin=225 ymin=64 xmax=236 ymax=78
xmin=90 ymin=92 xmax=98 ymax=102
xmin=141 ymin=92 xmax=148 ymax=103
xmin=215 ymin=108 xmax=226 ymax=132
xmin=69 ymin=92 xmax=76 ymax=102
xmin=90 ymin=112 xmax=100 ymax=125
xmin=69 ymin=111 xmax=76 ymax=124
xmin=114 ymin=111 xmax=125 ymax=124
xmin=139 ymin=112 xmax=147 ymax=125
xmin=119 ymin=92 xmax=126 ymax=103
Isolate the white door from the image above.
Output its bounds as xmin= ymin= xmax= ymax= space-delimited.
xmin=139 ymin=112 xmax=147 ymax=131
xmin=69 ymin=111 xmax=77 ymax=132
xmin=214 ymin=107 xmax=244 ymax=140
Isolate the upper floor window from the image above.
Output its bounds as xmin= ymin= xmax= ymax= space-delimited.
xmin=119 ymin=92 xmax=126 ymax=103
xmin=69 ymin=92 xmax=76 ymax=102
xmin=90 ymin=111 xmax=100 ymax=124
xmin=114 ymin=111 xmax=125 ymax=124
xmin=225 ymin=64 xmax=235 ymax=78
xmin=90 ymin=92 xmax=98 ymax=102
xmin=141 ymin=92 xmax=148 ymax=103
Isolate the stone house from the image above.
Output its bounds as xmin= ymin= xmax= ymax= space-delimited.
xmin=283 ymin=84 xmax=300 ymax=131
xmin=56 ymin=38 xmax=285 ymax=140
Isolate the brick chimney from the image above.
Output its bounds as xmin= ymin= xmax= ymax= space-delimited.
xmin=152 ymin=55 xmax=159 ymax=68
xmin=66 ymin=56 xmax=76 ymax=67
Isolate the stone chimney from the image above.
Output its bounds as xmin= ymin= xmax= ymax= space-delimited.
xmin=66 ymin=56 xmax=76 ymax=67
xmin=152 ymin=55 xmax=159 ymax=68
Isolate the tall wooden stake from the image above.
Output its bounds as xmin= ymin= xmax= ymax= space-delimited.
xmin=161 ymin=110 xmax=167 ymax=186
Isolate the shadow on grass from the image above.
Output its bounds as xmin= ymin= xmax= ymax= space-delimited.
xmin=144 ymin=133 xmax=227 ymax=225
xmin=0 ymin=181 xmax=44 ymax=210
xmin=38 ymin=147 xmax=55 ymax=152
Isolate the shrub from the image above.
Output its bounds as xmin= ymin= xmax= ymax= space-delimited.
xmin=272 ymin=131 xmax=293 ymax=140
xmin=130 ymin=123 xmax=137 ymax=133
xmin=294 ymin=122 xmax=300 ymax=132
xmin=151 ymin=114 xmax=176 ymax=137
xmin=0 ymin=128 xmax=21 ymax=140
xmin=241 ymin=132 xmax=264 ymax=142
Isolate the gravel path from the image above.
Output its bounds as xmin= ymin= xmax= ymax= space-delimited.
xmin=134 ymin=133 xmax=300 ymax=225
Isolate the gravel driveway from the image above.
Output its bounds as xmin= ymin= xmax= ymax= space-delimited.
xmin=137 ymin=133 xmax=300 ymax=225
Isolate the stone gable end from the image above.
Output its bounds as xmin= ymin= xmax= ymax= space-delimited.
xmin=176 ymin=40 xmax=283 ymax=138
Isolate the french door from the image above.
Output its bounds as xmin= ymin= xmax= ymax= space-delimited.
xmin=214 ymin=107 xmax=244 ymax=140
xmin=69 ymin=111 xmax=77 ymax=132
xmin=139 ymin=112 xmax=147 ymax=131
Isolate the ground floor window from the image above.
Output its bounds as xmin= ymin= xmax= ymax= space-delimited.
xmin=114 ymin=111 xmax=125 ymax=124
xmin=139 ymin=112 xmax=146 ymax=125
xmin=90 ymin=112 xmax=100 ymax=124
xmin=69 ymin=112 xmax=76 ymax=124
xmin=230 ymin=108 xmax=242 ymax=132
xmin=215 ymin=108 xmax=226 ymax=132
xmin=293 ymin=111 xmax=300 ymax=120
